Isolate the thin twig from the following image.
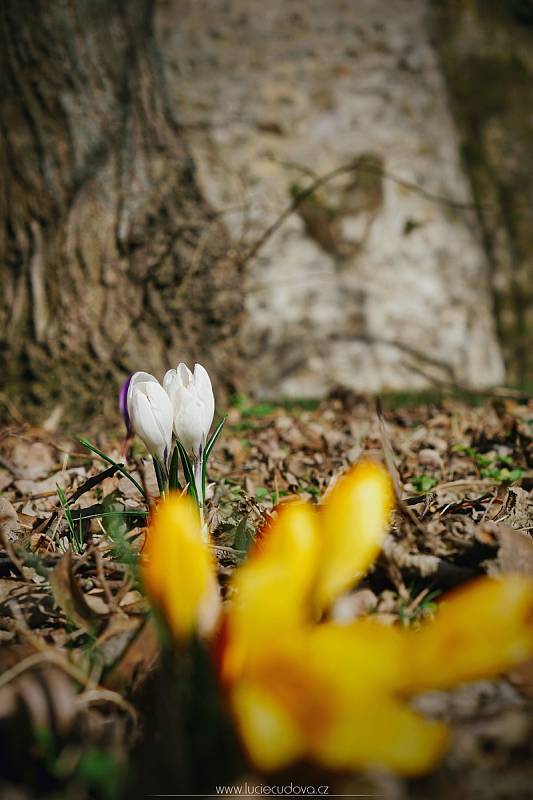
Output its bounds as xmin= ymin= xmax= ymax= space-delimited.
xmin=243 ymin=159 xmax=481 ymax=265
xmin=0 ymin=652 xmax=54 ymax=690
xmin=76 ymin=688 xmax=138 ymax=723
xmin=92 ymin=542 xmax=121 ymax=613
xmin=8 ymin=601 xmax=96 ymax=689
xmin=404 ymin=587 xmax=431 ymax=616
xmin=435 ymin=478 xmax=501 ymax=491
xmin=375 ymin=400 xmax=427 ymax=537
xmin=6 ymin=600 xmax=136 ymax=723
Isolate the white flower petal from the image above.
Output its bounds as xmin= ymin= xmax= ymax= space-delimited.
xmin=127 ymin=371 xmax=158 ymax=418
xmin=163 ymin=368 xmax=181 ymax=416
xmin=163 ymin=368 xmax=176 ymax=393
xmin=130 ymin=393 xmax=164 ymax=462
xmin=175 ymin=396 xmax=206 ymax=455
xmin=145 ymin=382 xmax=174 ymax=459
xmin=193 ymin=363 xmax=215 ymax=437
xmin=165 ymin=362 xmax=216 ymax=456
xmin=178 ymin=362 xmax=193 ymax=387
xmin=130 ymin=379 xmax=173 ymax=465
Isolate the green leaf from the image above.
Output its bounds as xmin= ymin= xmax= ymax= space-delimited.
xmin=233 ymin=516 xmax=254 ymax=554
xmin=101 ymin=497 xmax=138 ymax=573
xmin=168 ymin=445 xmax=181 ymax=491
xmin=480 ymin=465 xmax=524 ymax=483
xmin=153 ymin=457 xmax=168 ymax=497
xmin=242 ymin=402 xmax=276 ymax=418
xmin=204 ymin=416 xmax=227 ymax=462
xmin=175 ymin=438 xmax=198 ymax=505
xmin=76 ymin=747 xmax=125 ymax=800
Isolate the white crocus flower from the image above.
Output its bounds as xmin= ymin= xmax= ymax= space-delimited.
xmin=127 ymin=372 xmax=174 ymax=467
xmin=163 ymin=363 xmax=215 ymax=457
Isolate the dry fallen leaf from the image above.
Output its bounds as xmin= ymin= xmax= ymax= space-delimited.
xmin=49 ymin=551 xmax=101 ymax=633
xmin=495 ymin=487 xmax=533 ymax=530
xmin=103 ymin=617 xmax=160 ymax=694
xmin=482 ymin=522 xmax=533 ymax=577
xmin=0 ymin=497 xmax=18 ymax=540
xmin=119 ymin=589 xmax=148 ymax=613
xmin=84 ymin=593 xmax=110 ymax=615
xmin=10 ymin=440 xmax=55 ymax=481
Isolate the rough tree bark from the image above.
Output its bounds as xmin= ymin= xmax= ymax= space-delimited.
xmin=0 ymin=0 xmax=243 ymax=424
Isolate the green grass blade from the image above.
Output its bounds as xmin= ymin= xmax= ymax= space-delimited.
xmin=79 ymin=438 xmax=146 ymax=500
xmin=56 ymin=483 xmax=82 ymax=553
xmin=202 ymin=416 xmax=226 ymax=502
xmin=204 ymin=416 xmax=226 ymax=463
xmin=81 ymin=510 xmax=148 ymax=520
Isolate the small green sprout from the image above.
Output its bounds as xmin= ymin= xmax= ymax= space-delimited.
xmin=452 ymin=444 xmax=524 ymax=483
xmin=411 ymin=475 xmax=438 ymax=493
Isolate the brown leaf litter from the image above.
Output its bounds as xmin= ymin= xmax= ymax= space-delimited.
xmin=0 ymin=393 xmax=532 ymax=798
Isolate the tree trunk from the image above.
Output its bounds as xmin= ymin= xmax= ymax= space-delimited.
xmin=0 ymin=0 xmax=243 ymax=424
xmin=434 ymin=0 xmax=533 ymax=387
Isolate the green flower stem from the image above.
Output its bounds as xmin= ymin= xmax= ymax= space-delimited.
xmin=194 ymin=455 xmax=204 ymax=507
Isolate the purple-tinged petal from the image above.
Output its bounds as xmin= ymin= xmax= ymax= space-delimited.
xmin=119 ymin=374 xmax=134 ymax=436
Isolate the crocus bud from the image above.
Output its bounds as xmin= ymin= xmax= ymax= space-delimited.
xmin=127 ymin=372 xmax=173 ymax=466
xmin=163 ymin=363 xmax=215 ymax=456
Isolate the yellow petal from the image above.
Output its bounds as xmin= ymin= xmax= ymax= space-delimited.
xmin=232 ymin=635 xmax=337 ymax=771
xmin=231 ymin=677 xmax=304 ymax=772
xmin=312 ymin=696 xmax=449 ymax=776
xmin=405 ymin=575 xmax=533 ymax=691
xmin=231 ymin=630 xmax=448 ymax=776
xmin=253 ymin=498 xmax=320 ymax=570
xmin=142 ymin=493 xmax=219 ymax=639
xmin=221 ymin=501 xmax=319 ymax=682
xmin=315 ymin=461 xmax=394 ymax=611
xmin=302 ymin=621 xmax=447 ymax=772
xmin=305 ymin=620 xmax=407 ymax=695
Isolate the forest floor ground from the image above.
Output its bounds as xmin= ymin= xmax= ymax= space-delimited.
xmin=0 ymin=392 xmax=532 ymax=799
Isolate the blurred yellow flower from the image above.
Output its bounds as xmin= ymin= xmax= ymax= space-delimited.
xmin=316 ymin=459 xmax=394 ymax=610
xmin=229 ymin=623 xmax=449 ymax=774
xmin=143 ymin=461 xmax=533 ymax=777
xmin=141 ymin=493 xmax=220 ymax=639
xmin=403 ymin=574 xmax=533 ymax=691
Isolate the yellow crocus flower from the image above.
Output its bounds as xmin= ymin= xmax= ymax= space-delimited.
xmin=143 ymin=461 xmax=533 ymax=777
